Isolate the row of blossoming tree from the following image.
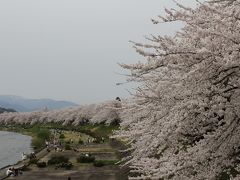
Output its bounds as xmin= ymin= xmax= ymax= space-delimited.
xmin=0 ymin=100 xmax=122 ymax=126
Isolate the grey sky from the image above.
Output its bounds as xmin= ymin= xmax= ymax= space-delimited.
xmin=0 ymin=0 xmax=198 ymax=104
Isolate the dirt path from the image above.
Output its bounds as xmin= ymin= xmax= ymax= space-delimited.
xmin=8 ymin=167 xmax=120 ymax=180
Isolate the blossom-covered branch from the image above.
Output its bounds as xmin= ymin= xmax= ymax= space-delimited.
xmin=116 ymin=0 xmax=240 ymax=179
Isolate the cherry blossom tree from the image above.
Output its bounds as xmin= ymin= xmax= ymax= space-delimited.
xmin=115 ymin=0 xmax=240 ymax=179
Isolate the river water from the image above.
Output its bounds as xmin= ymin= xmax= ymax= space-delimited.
xmin=0 ymin=131 xmax=32 ymax=169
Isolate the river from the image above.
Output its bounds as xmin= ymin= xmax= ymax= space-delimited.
xmin=0 ymin=131 xmax=32 ymax=169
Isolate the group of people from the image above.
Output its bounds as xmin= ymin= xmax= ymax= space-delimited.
xmin=22 ymin=152 xmax=36 ymax=161
xmin=6 ymin=167 xmax=22 ymax=177
xmin=45 ymin=139 xmax=64 ymax=152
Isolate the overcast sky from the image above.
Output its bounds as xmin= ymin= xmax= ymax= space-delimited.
xmin=0 ymin=0 xmax=198 ymax=104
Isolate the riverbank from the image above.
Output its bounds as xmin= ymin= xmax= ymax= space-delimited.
xmin=0 ymin=124 xmax=128 ymax=180
xmin=7 ymin=143 xmax=123 ymax=180
xmin=0 ymin=146 xmax=49 ymax=180
xmin=0 ymin=131 xmax=32 ymax=169
xmin=0 ymin=125 xmax=52 ymax=152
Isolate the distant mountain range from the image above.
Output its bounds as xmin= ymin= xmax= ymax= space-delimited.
xmin=0 ymin=95 xmax=78 ymax=112
xmin=0 ymin=107 xmax=17 ymax=114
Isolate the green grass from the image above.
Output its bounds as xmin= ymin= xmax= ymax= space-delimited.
xmin=0 ymin=124 xmax=51 ymax=151
xmin=0 ymin=123 xmax=120 ymax=150
xmin=76 ymin=124 xmax=119 ymax=142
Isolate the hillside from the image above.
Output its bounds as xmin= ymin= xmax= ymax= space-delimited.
xmin=0 ymin=95 xmax=78 ymax=112
xmin=0 ymin=107 xmax=16 ymax=114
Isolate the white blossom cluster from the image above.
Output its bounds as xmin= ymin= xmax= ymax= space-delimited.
xmin=115 ymin=0 xmax=240 ymax=179
xmin=0 ymin=100 xmax=121 ymax=126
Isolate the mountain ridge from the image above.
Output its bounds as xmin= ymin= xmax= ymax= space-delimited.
xmin=0 ymin=95 xmax=78 ymax=112
xmin=0 ymin=107 xmax=17 ymax=114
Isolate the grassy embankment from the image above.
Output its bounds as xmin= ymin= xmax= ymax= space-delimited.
xmin=0 ymin=123 xmax=119 ymax=151
xmin=0 ymin=124 xmax=51 ymax=152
